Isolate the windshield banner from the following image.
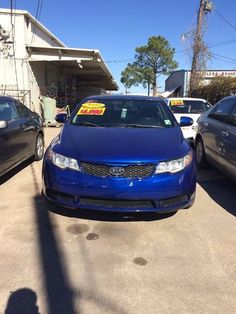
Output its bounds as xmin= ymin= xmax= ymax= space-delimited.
xmin=77 ymin=103 xmax=106 ymax=115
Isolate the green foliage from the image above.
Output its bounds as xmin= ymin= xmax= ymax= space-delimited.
xmin=120 ymin=63 xmax=142 ymax=89
xmin=191 ymin=77 xmax=236 ymax=104
xmin=120 ymin=36 xmax=178 ymax=95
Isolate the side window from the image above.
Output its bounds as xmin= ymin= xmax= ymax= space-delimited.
xmin=204 ymin=102 xmax=212 ymax=110
xmin=15 ymin=101 xmax=32 ymax=118
xmin=0 ymin=100 xmax=19 ymax=121
xmin=208 ymin=99 xmax=235 ymax=123
xmin=228 ymin=104 xmax=236 ymax=127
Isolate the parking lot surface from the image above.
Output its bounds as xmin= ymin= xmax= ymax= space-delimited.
xmin=0 ymin=128 xmax=236 ymax=314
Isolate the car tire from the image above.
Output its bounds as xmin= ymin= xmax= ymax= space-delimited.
xmin=34 ymin=133 xmax=44 ymax=161
xmin=196 ymin=137 xmax=208 ymax=168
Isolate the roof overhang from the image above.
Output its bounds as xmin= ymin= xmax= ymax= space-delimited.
xmin=161 ymin=86 xmax=181 ymax=98
xmin=0 ymin=9 xmax=65 ymax=47
xmin=26 ymin=46 xmax=118 ymax=91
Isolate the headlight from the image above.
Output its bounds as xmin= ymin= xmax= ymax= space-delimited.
xmin=192 ymin=125 xmax=198 ymax=131
xmin=49 ymin=151 xmax=80 ymax=171
xmin=155 ymin=151 xmax=193 ymax=174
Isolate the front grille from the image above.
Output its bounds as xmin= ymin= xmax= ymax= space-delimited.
xmin=80 ymin=198 xmax=154 ymax=209
xmin=159 ymin=195 xmax=188 ymax=208
xmin=81 ymin=162 xmax=155 ymax=179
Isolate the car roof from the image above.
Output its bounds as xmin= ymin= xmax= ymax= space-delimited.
xmin=0 ymin=96 xmax=17 ymax=101
xmin=220 ymin=95 xmax=236 ymax=101
xmin=85 ymin=94 xmax=164 ymax=101
xmin=166 ymin=97 xmax=208 ymax=101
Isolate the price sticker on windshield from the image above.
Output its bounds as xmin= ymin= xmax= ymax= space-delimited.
xmin=170 ymin=100 xmax=184 ymax=106
xmin=77 ymin=103 xmax=106 ymax=115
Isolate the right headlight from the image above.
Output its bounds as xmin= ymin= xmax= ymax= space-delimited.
xmin=155 ymin=151 xmax=193 ymax=174
xmin=47 ymin=149 xmax=80 ymax=171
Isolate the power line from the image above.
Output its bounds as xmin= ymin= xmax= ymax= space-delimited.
xmin=31 ymin=0 xmax=44 ymax=44
xmin=106 ymin=58 xmax=134 ymax=64
xmin=212 ymin=55 xmax=236 ymax=65
xmin=212 ymin=53 xmax=236 ymax=65
xmin=212 ymin=52 xmax=236 ymax=63
xmin=104 ymin=38 xmax=236 ymax=65
xmin=214 ymin=9 xmax=236 ymax=32
xmin=9 ymin=0 xmax=20 ymax=98
xmin=175 ymin=38 xmax=236 ymax=56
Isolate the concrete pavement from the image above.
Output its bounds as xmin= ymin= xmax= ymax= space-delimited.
xmin=0 ymin=128 xmax=236 ymax=314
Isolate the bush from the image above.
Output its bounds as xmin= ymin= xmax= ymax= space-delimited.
xmin=191 ymin=77 xmax=236 ymax=104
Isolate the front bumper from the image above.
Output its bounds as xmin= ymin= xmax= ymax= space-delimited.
xmin=42 ymin=160 xmax=196 ymax=213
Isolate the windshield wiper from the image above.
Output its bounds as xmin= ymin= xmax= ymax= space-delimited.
xmin=105 ymin=123 xmax=128 ymax=127
xmin=126 ymin=124 xmax=164 ymax=128
xmin=105 ymin=123 xmax=164 ymax=128
xmin=75 ymin=122 xmax=101 ymax=127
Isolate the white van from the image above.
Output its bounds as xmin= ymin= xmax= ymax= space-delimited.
xmin=165 ymin=97 xmax=212 ymax=142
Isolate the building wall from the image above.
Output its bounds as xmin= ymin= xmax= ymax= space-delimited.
xmin=0 ymin=10 xmax=64 ymax=111
xmin=78 ymin=86 xmax=107 ymax=102
xmin=27 ymin=20 xmax=63 ymax=48
xmin=0 ymin=10 xmax=115 ymax=114
xmin=0 ymin=13 xmax=30 ymax=105
xmin=165 ymin=70 xmax=186 ymax=96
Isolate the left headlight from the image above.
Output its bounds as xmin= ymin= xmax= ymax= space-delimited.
xmin=47 ymin=150 xmax=80 ymax=171
xmin=155 ymin=151 xmax=193 ymax=174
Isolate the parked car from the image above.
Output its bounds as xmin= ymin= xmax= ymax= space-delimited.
xmin=195 ymin=95 xmax=236 ymax=182
xmin=165 ymin=97 xmax=212 ymax=143
xmin=0 ymin=96 xmax=44 ymax=177
xmin=43 ymin=95 xmax=196 ymax=213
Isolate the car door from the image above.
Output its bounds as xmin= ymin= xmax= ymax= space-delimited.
xmin=221 ymin=102 xmax=236 ymax=180
xmin=14 ymin=101 xmax=38 ymax=156
xmin=0 ymin=99 xmax=26 ymax=175
xmin=203 ymin=99 xmax=235 ymax=166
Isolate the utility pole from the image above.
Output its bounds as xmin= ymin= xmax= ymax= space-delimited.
xmin=189 ymin=0 xmax=213 ymax=96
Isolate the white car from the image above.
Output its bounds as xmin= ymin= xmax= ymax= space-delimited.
xmin=165 ymin=97 xmax=212 ymax=143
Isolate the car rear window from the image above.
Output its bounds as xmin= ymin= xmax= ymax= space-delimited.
xmin=71 ymin=98 xmax=177 ymax=128
xmin=170 ymin=100 xmax=211 ymax=114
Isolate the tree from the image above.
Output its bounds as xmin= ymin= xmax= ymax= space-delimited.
xmin=191 ymin=77 xmax=236 ymax=104
xmin=120 ymin=63 xmax=143 ymax=93
xmin=120 ymin=36 xmax=178 ymax=96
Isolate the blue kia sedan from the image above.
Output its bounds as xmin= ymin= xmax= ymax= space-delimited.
xmin=42 ymin=95 xmax=196 ymax=213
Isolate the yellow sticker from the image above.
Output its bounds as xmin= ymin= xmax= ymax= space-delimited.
xmin=170 ymin=99 xmax=184 ymax=106
xmin=77 ymin=102 xmax=106 ymax=115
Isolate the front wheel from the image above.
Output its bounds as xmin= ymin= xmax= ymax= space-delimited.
xmin=196 ymin=137 xmax=208 ymax=168
xmin=34 ymin=133 xmax=44 ymax=161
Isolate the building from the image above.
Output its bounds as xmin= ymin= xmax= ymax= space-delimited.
xmin=0 ymin=8 xmax=118 ymax=113
xmin=164 ymin=69 xmax=236 ymax=97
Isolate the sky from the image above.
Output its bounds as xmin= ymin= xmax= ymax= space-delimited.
xmin=1 ymin=0 xmax=236 ymax=95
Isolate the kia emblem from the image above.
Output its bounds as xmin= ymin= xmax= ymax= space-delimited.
xmin=109 ymin=167 xmax=125 ymax=176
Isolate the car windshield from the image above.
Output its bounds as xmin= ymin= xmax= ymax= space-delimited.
xmin=71 ymin=98 xmax=177 ymax=128
xmin=169 ymin=100 xmax=211 ymax=114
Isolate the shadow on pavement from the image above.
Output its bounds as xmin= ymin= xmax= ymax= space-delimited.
xmin=34 ymin=194 xmax=76 ymax=314
xmin=30 ymin=163 xmax=76 ymax=313
xmin=0 ymin=157 xmax=34 ymax=185
xmin=31 ymin=164 xmax=129 ymax=313
xmin=4 ymin=288 xmax=39 ymax=314
xmin=34 ymin=195 xmax=130 ymax=314
xmin=197 ymin=168 xmax=236 ymax=217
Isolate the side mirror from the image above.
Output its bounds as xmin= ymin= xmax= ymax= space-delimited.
xmin=180 ymin=116 xmax=194 ymax=127
xmin=0 ymin=120 xmax=8 ymax=129
xmin=55 ymin=113 xmax=67 ymax=124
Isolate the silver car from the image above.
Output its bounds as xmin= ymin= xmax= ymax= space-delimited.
xmin=195 ymin=96 xmax=236 ymax=182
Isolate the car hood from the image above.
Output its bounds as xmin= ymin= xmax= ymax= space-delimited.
xmin=53 ymin=124 xmax=189 ymax=163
